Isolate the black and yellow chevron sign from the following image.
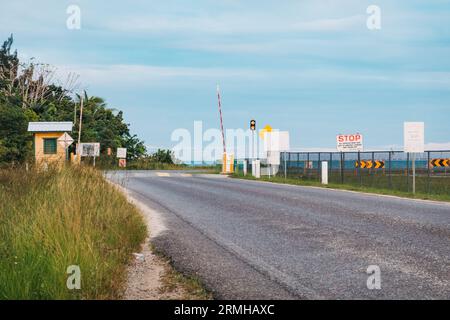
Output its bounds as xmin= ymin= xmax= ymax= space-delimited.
xmin=355 ymin=160 xmax=385 ymax=169
xmin=430 ymin=158 xmax=450 ymax=167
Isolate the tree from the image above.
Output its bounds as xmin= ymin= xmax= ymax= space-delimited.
xmin=151 ymin=149 xmax=174 ymax=164
xmin=0 ymin=35 xmax=147 ymax=164
xmin=0 ymin=34 xmax=19 ymax=96
xmin=0 ymin=101 xmax=32 ymax=163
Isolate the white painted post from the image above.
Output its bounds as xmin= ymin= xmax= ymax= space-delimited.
xmin=253 ymin=160 xmax=261 ymax=178
xmin=412 ymin=153 xmax=416 ymax=194
xmin=243 ymin=160 xmax=247 ymax=176
xmin=252 ymin=160 xmax=256 ymax=177
xmin=321 ymin=161 xmax=329 ymax=185
xmin=256 ymin=160 xmax=261 ymax=179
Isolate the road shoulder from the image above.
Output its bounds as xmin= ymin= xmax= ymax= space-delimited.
xmin=111 ymin=182 xmax=211 ymax=300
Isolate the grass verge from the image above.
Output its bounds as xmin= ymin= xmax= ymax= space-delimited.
xmin=231 ymin=173 xmax=450 ymax=203
xmin=0 ymin=166 xmax=147 ymax=299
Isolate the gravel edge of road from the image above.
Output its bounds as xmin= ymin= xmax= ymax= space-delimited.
xmin=110 ymin=181 xmax=212 ymax=300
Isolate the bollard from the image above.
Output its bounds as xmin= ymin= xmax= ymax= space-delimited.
xmin=252 ymin=160 xmax=261 ymax=179
xmin=321 ymin=161 xmax=329 ymax=185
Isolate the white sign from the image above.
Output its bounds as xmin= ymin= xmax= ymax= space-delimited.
xmin=57 ymin=133 xmax=74 ymax=149
xmin=264 ymin=131 xmax=290 ymax=152
xmin=267 ymin=151 xmax=281 ymax=165
xmin=117 ymin=148 xmax=127 ymax=159
xmin=404 ymin=122 xmax=424 ymax=153
xmin=80 ymin=143 xmax=100 ymax=157
xmin=337 ymin=134 xmax=364 ymax=152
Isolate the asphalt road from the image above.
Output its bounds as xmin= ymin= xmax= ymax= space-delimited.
xmin=107 ymin=171 xmax=450 ymax=300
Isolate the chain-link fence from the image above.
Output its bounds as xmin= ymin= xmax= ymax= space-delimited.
xmin=278 ymin=150 xmax=450 ymax=196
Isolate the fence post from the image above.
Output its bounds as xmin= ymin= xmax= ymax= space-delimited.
xmin=306 ymin=152 xmax=310 ymax=178
xmin=358 ymin=151 xmax=362 ymax=186
xmin=388 ymin=151 xmax=392 ymax=189
xmin=406 ymin=152 xmax=410 ymax=192
xmin=329 ymin=152 xmax=333 ymax=173
xmin=318 ymin=152 xmax=321 ymax=181
xmin=427 ymin=151 xmax=431 ymax=194
xmin=340 ymin=152 xmax=345 ymax=184
xmin=371 ymin=152 xmax=375 ymax=186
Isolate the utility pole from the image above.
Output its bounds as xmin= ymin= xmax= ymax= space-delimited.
xmin=77 ymin=93 xmax=84 ymax=163
xmin=73 ymin=103 xmax=77 ymax=127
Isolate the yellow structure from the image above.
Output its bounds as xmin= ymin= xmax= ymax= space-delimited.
xmin=27 ymin=122 xmax=74 ymax=166
xmin=222 ymin=152 xmax=234 ymax=174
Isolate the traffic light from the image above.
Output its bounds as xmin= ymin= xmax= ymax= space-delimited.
xmin=250 ymin=120 xmax=256 ymax=131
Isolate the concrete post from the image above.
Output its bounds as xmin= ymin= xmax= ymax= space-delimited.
xmin=321 ymin=161 xmax=329 ymax=185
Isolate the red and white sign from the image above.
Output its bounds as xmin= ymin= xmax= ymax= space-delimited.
xmin=118 ymin=158 xmax=127 ymax=168
xmin=337 ymin=134 xmax=364 ymax=152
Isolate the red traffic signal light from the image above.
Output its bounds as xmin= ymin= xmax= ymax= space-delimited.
xmin=250 ymin=120 xmax=256 ymax=131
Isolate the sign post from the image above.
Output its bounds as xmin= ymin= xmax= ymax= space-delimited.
xmin=79 ymin=143 xmax=100 ymax=166
xmin=404 ymin=122 xmax=425 ymax=195
xmin=58 ymin=133 xmax=74 ymax=161
xmin=264 ymin=131 xmax=290 ymax=178
xmin=117 ymin=148 xmax=127 ymax=168
xmin=250 ymin=120 xmax=256 ymax=160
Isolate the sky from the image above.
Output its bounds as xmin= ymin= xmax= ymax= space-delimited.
xmin=1 ymin=0 xmax=450 ymax=152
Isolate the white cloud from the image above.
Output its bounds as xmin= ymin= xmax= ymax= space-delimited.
xmin=55 ymin=64 xmax=266 ymax=87
xmin=54 ymin=63 xmax=450 ymax=91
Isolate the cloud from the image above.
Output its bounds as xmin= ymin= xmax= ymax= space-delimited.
xmin=55 ymin=64 xmax=266 ymax=88
xmin=105 ymin=13 xmax=365 ymax=35
xmin=54 ymin=63 xmax=450 ymax=92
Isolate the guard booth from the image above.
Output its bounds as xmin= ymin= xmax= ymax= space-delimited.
xmin=27 ymin=122 xmax=74 ymax=166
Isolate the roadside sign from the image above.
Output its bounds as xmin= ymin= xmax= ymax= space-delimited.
xmin=355 ymin=160 xmax=385 ymax=169
xmin=430 ymin=159 xmax=450 ymax=168
xmin=404 ymin=122 xmax=424 ymax=195
xmin=259 ymin=125 xmax=273 ymax=139
xmin=337 ymin=134 xmax=363 ymax=152
xmin=264 ymin=131 xmax=290 ymax=152
xmin=404 ymin=122 xmax=424 ymax=153
xmin=57 ymin=133 xmax=74 ymax=149
xmin=117 ymin=148 xmax=127 ymax=159
xmin=80 ymin=143 xmax=100 ymax=157
xmin=267 ymin=151 xmax=280 ymax=165
xmin=118 ymin=158 xmax=127 ymax=168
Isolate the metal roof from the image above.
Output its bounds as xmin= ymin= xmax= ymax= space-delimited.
xmin=27 ymin=122 xmax=73 ymax=132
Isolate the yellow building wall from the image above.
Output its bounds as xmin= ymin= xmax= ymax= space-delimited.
xmin=34 ymin=132 xmax=66 ymax=165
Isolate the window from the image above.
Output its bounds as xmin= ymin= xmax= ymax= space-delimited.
xmin=43 ymin=138 xmax=57 ymax=154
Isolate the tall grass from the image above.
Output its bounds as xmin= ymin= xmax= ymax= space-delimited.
xmin=0 ymin=166 xmax=147 ymax=299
